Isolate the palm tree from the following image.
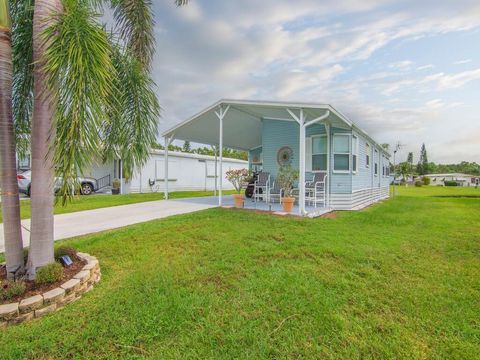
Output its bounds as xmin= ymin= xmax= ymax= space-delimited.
xmin=0 ymin=0 xmax=24 ymax=278
xmin=21 ymin=0 xmax=162 ymax=277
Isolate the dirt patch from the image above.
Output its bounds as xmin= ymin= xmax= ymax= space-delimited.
xmin=0 ymin=257 xmax=86 ymax=304
xmin=320 ymin=211 xmax=338 ymax=219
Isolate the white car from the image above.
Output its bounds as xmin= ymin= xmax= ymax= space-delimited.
xmin=17 ymin=170 xmax=98 ymax=197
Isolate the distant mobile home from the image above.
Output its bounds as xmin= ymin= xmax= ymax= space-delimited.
xmin=424 ymin=173 xmax=480 ymax=187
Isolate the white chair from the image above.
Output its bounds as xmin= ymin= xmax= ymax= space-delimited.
xmin=305 ymin=173 xmax=327 ymax=208
xmin=268 ymin=180 xmax=283 ymax=204
xmin=254 ymin=172 xmax=270 ymax=202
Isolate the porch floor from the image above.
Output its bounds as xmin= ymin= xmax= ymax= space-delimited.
xmin=173 ymin=195 xmax=332 ymax=218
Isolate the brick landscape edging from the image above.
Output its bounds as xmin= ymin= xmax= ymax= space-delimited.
xmin=0 ymin=252 xmax=100 ymax=327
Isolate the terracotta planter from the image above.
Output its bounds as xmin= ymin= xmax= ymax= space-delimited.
xmin=233 ymin=194 xmax=244 ymax=208
xmin=282 ymin=197 xmax=295 ymax=213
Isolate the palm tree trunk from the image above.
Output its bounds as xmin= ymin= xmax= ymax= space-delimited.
xmin=0 ymin=2 xmax=25 ymax=279
xmin=26 ymin=0 xmax=62 ymax=278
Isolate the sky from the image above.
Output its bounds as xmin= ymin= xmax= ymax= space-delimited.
xmin=149 ymin=0 xmax=480 ymax=164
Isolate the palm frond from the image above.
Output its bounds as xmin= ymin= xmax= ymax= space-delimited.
xmin=42 ymin=0 xmax=114 ymax=203
xmin=175 ymin=0 xmax=189 ymax=6
xmin=103 ymin=43 xmax=160 ymax=179
xmin=9 ymin=0 xmax=34 ymax=157
xmin=110 ymin=0 xmax=155 ymax=68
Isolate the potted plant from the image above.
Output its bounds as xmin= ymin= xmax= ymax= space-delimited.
xmin=111 ymin=178 xmax=121 ymax=195
xmin=276 ymin=165 xmax=299 ymax=213
xmin=225 ymin=169 xmax=250 ymax=208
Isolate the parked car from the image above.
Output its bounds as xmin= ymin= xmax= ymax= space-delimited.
xmin=17 ymin=170 xmax=98 ymax=197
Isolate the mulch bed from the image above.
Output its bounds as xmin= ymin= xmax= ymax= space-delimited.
xmin=0 ymin=257 xmax=86 ymax=305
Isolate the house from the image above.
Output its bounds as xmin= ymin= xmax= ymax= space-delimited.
xmin=424 ymin=173 xmax=480 ymax=187
xmin=162 ymin=99 xmax=391 ymax=216
xmin=18 ymin=150 xmax=247 ymax=194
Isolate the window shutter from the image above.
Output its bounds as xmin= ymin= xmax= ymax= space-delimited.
xmin=305 ymin=137 xmax=312 ymax=172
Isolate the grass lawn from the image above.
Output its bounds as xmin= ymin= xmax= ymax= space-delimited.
xmin=1 ymin=186 xmax=479 ymax=358
xmin=0 ymin=190 xmax=235 ymax=223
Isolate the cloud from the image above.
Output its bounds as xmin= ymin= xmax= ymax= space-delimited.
xmin=423 ymin=69 xmax=480 ymax=90
xmin=453 ymin=59 xmax=472 ymax=65
xmin=149 ymin=0 xmax=480 ymax=162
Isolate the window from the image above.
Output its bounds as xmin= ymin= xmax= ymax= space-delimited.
xmin=333 ymin=134 xmax=350 ymax=172
xmin=312 ymin=136 xmax=327 ymax=171
xmin=352 ymin=136 xmax=358 ymax=173
xmin=374 ymin=149 xmax=378 ymax=176
xmin=365 ymin=143 xmax=370 ymax=168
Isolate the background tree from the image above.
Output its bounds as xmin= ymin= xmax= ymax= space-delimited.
xmin=182 ymin=140 xmax=191 ymax=152
xmin=417 ymin=143 xmax=429 ymax=175
xmin=0 ymin=0 xmax=24 ymax=277
xmin=407 ymin=152 xmax=413 ymax=174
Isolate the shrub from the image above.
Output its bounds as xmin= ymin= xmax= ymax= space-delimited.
xmin=35 ymin=262 xmax=64 ymax=285
xmin=225 ymin=169 xmax=250 ymax=193
xmin=444 ymin=180 xmax=458 ymax=187
xmin=422 ymin=177 xmax=431 ymax=185
xmin=54 ymin=246 xmax=78 ymax=261
xmin=0 ymin=280 xmax=26 ymax=301
xmin=414 ymin=180 xmax=423 ymax=187
xmin=276 ymin=165 xmax=299 ymax=197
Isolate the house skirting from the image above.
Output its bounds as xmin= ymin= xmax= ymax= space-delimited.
xmin=330 ymin=186 xmax=389 ymax=210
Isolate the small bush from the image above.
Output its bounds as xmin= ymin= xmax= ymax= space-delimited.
xmin=444 ymin=180 xmax=458 ymax=187
xmin=415 ymin=181 xmax=423 ymax=187
xmin=35 ymin=262 xmax=64 ymax=285
xmin=0 ymin=280 xmax=26 ymax=301
xmin=54 ymin=246 xmax=78 ymax=261
xmin=422 ymin=177 xmax=431 ymax=185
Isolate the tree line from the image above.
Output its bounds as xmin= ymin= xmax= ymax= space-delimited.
xmin=395 ymin=143 xmax=479 ymax=181
xmin=153 ymin=140 xmax=248 ymax=161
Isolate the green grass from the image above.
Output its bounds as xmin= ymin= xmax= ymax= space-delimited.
xmin=1 ymin=186 xmax=479 ymax=359
xmin=0 ymin=190 xmax=235 ymax=223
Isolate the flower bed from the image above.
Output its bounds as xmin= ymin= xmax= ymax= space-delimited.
xmin=0 ymin=252 xmax=100 ymax=327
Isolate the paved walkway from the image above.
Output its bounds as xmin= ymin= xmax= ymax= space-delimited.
xmin=0 ymin=199 xmax=216 ymax=253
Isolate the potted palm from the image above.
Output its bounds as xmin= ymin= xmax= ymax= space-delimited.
xmin=111 ymin=178 xmax=121 ymax=195
xmin=276 ymin=165 xmax=299 ymax=213
xmin=225 ymin=169 xmax=250 ymax=208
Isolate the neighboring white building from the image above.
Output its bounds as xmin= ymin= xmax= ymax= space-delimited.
xmin=424 ymin=173 xmax=480 ymax=187
xmin=84 ymin=150 xmax=248 ymax=194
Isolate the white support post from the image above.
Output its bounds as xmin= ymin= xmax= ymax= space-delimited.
xmin=164 ymin=135 xmax=174 ymax=200
xmin=214 ymin=146 xmax=218 ymax=196
xmin=119 ymin=159 xmax=123 ymax=195
xmin=298 ymin=109 xmax=306 ymax=216
xmin=214 ymin=105 xmax=230 ymax=206
xmin=325 ymin=122 xmax=331 ymax=208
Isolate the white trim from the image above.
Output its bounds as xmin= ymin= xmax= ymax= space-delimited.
xmin=352 ymin=134 xmax=359 ymax=174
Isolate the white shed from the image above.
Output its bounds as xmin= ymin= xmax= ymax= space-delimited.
xmin=127 ymin=150 xmax=247 ymax=193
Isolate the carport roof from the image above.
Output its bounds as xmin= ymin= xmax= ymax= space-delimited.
xmin=162 ymin=99 xmax=389 ymax=155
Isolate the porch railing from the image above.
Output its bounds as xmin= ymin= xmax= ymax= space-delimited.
xmin=97 ymin=174 xmax=111 ymax=190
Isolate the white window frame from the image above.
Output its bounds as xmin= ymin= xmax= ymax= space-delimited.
xmin=374 ymin=149 xmax=378 ymax=177
xmin=365 ymin=143 xmax=370 ymax=168
xmin=333 ymin=133 xmax=351 ymax=174
xmin=311 ymin=134 xmax=327 ymax=173
xmin=352 ymin=135 xmax=359 ymax=174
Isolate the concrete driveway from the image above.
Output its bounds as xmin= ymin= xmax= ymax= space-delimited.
xmin=0 ymin=199 xmax=215 ymax=253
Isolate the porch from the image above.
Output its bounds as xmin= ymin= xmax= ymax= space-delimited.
xmin=173 ymin=195 xmax=332 ymax=218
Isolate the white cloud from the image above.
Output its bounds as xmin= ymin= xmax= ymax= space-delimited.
xmin=453 ymin=59 xmax=472 ymax=65
xmin=150 ymin=0 xmax=480 ymax=162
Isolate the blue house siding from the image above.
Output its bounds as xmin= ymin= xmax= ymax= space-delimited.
xmin=261 ymin=119 xmax=299 ymax=178
xmin=248 ymin=146 xmax=263 ymax=171
xmin=250 ymin=117 xmax=389 ymax=210
xmin=352 ymin=132 xmax=373 ymax=192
